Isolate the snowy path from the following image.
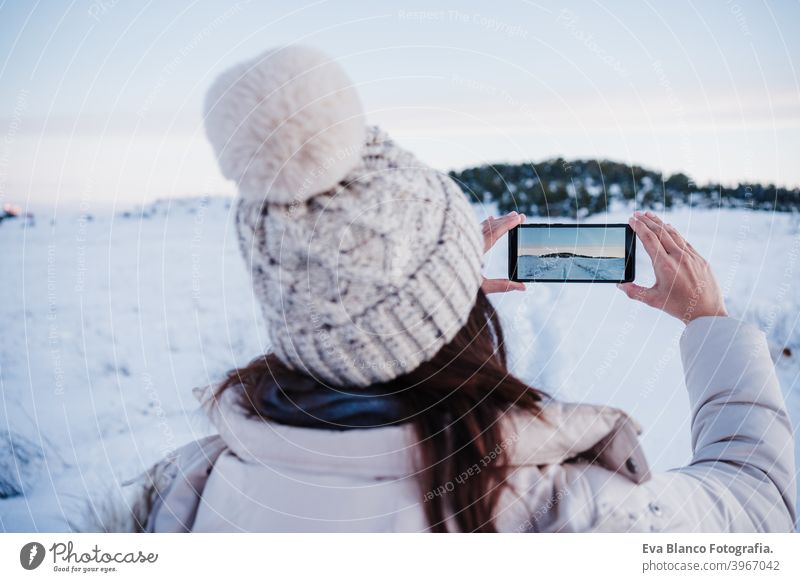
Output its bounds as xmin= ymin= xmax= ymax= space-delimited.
xmin=518 ymin=255 xmax=625 ymax=281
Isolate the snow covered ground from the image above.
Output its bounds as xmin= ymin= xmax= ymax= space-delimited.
xmin=1 ymin=196 xmax=799 ymax=530
xmin=517 ymin=255 xmax=626 ymax=281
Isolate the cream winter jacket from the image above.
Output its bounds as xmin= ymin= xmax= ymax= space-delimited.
xmin=130 ymin=316 xmax=795 ymax=532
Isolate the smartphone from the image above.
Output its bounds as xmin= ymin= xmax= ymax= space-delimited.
xmin=508 ymin=223 xmax=635 ymax=283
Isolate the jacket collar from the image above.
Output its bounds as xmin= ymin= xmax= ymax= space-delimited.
xmin=193 ymin=385 xmax=650 ymax=483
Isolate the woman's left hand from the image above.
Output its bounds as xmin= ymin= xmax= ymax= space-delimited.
xmin=480 ymin=211 xmax=526 ymax=294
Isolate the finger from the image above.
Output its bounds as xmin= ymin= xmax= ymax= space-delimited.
xmin=616 ymin=282 xmax=656 ymax=307
xmin=481 ymin=216 xmax=497 ymax=252
xmin=495 ymin=211 xmax=523 ymax=234
xmin=642 ymin=210 xmax=664 ymax=225
xmin=482 ymin=277 xmax=526 ymax=294
xmin=483 ymin=211 xmax=524 ymax=250
xmin=644 ymin=213 xmax=702 ymax=258
xmin=663 ymin=222 xmax=701 ymax=257
xmin=639 ymin=212 xmax=681 ymax=254
xmin=629 ymin=214 xmax=667 ymax=263
xmin=660 ymin=221 xmax=690 ymax=253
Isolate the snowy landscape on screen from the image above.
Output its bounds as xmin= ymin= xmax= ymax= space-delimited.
xmin=1 ymin=196 xmax=799 ymax=529
xmin=517 ymin=255 xmax=626 ymax=280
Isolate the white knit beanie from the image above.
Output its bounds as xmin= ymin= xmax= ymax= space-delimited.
xmin=203 ymin=46 xmax=483 ymax=387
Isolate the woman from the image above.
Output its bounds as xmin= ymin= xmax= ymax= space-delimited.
xmin=128 ymin=46 xmax=795 ymax=533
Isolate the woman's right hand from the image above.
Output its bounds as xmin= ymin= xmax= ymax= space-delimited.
xmin=617 ymin=211 xmax=728 ymax=324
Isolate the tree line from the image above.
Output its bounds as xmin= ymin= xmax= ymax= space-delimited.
xmin=449 ymin=158 xmax=800 ymax=217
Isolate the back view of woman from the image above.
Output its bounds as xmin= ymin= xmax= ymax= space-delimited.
xmin=130 ymin=46 xmax=795 ymax=533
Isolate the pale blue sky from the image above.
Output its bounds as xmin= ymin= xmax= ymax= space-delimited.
xmin=519 ymin=226 xmax=626 ymax=257
xmin=1 ymin=0 xmax=798 ymax=206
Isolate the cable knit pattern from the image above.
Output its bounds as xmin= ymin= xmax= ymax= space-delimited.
xmin=235 ymin=127 xmax=483 ymax=386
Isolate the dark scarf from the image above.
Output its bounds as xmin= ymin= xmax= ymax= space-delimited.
xmin=258 ymin=378 xmax=408 ymax=430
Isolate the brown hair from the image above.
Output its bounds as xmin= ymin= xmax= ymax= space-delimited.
xmin=215 ymin=290 xmax=543 ymax=532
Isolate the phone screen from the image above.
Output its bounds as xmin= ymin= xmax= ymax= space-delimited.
xmin=509 ymin=224 xmax=635 ymax=283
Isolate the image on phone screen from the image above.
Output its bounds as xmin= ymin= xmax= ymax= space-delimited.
xmin=509 ymin=224 xmax=635 ymax=283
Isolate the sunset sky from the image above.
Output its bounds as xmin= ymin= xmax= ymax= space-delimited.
xmin=519 ymin=226 xmax=626 ymax=258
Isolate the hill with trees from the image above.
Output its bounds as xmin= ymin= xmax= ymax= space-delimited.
xmin=448 ymin=158 xmax=800 ymax=218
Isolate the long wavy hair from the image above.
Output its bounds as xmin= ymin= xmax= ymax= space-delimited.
xmin=215 ymin=290 xmax=544 ymax=532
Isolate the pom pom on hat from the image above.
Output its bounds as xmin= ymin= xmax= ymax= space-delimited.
xmin=203 ymin=46 xmax=366 ymax=204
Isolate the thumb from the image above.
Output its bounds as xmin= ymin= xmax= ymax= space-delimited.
xmin=482 ymin=278 xmax=526 ymax=294
xmin=616 ymin=282 xmax=654 ymax=305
